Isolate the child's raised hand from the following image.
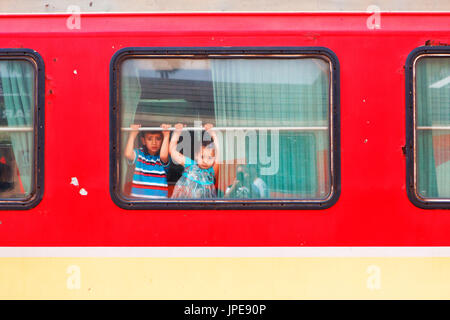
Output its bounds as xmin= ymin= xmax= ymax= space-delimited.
xmin=161 ymin=123 xmax=172 ymax=137
xmin=130 ymin=124 xmax=141 ymax=136
xmin=204 ymin=123 xmax=216 ymax=138
xmin=174 ymin=123 xmax=185 ymax=133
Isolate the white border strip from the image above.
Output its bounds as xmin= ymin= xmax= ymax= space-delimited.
xmin=1 ymin=247 xmax=450 ymax=257
xmin=0 ymin=11 xmax=450 ymax=15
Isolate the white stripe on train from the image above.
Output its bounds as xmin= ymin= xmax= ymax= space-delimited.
xmin=1 ymin=247 xmax=450 ymax=257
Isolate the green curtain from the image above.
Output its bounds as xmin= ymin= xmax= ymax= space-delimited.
xmin=211 ymin=58 xmax=330 ymax=198
xmin=120 ymin=59 xmax=142 ymax=191
xmin=0 ymin=60 xmax=34 ymax=195
xmin=416 ymin=57 xmax=450 ymax=198
xmin=120 ymin=59 xmax=142 ymax=129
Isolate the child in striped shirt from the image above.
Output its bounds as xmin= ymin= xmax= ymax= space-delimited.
xmin=125 ymin=124 xmax=171 ymax=199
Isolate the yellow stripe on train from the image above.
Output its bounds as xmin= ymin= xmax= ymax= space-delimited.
xmin=1 ymin=257 xmax=450 ymax=299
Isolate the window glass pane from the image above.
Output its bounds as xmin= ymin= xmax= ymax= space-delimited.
xmin=118 ymin=57 xmax=331 ymax=200
xmin=416 ymin=57 xmax=450 ymax=199
xmin=0 ymin=60 xmax=35 ymax=199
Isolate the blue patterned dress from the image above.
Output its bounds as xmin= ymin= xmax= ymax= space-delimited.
xmin=171 ymin=157 xmax=216 ymax=199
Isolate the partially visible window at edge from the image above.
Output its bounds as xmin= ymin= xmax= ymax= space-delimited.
xmin=0 ymin=59 xmax=36 ymax=200
xmin=415 ymin=56 xmax=450 ymax=200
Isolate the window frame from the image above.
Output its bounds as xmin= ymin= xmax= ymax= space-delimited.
xmin=406 ymin=45 xmax=450 ymax=209
xmin=110 ymin=47 xmax=340 ymax=210
xmin=0 ymin=49 xmax=45 ymax=210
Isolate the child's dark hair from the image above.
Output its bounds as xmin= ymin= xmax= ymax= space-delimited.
xmin=193 ymin=132 xmax=216 ymax=156
xmin=140 ymin=130 xmax=163 ymax=155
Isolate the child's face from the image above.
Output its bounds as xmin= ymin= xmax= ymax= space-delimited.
xmin=196 ymin=147 xmax=215 ymax=169
xmin=141 ymin=133 xmax=163 ymax=155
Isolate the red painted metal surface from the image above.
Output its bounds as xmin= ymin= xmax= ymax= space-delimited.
xmin=0 ymin=13 xmax=449 ymax=246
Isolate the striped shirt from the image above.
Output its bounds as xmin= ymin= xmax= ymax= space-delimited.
xmin=130 ymin=148 xmax=169 ymax=199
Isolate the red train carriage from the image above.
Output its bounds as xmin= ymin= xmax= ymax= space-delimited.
xmin=0 ymin=12 xmax=448 ymax=298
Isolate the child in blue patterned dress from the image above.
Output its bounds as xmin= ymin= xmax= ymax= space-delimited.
xmin=124 ymin=123 xmax=171 ymax=198
xmin=169 ymin=123 xmax=219 ymax=199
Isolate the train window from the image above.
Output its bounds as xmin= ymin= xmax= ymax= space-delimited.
xmin=406 ymin=46 xmax=450 ymax=209
xmin=0 ymin=50 xmax=44 ymax=209
xmin=110 ymin=48 xmax=340 ymax=209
